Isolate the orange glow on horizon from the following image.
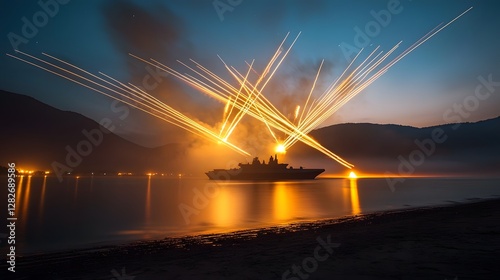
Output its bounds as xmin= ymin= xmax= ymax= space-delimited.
xmin=18 ymin=169 xmax=35 ymax=175
xmin=349 ymin=171 xmax=357 ymax=179
xmin=320 ymin=173 xmax=454 ymax=179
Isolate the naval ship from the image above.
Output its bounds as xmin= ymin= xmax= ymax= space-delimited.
xmin=205 ymin=154 xmax=324 ymax=180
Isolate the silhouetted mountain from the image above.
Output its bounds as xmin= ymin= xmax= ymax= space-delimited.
xmin=289 ymin=117 xmax=500 ymax=174
xmin=1 ymin=90 xmax=498 ymax=176
xmin=0 ymin=90 xmax=184 ymax=175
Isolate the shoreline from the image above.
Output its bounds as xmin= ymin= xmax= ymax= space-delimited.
xmin=13 ymin=195 xmax=496 ymax=256
xmin=4 ymin=198 xmax=500 ymax=279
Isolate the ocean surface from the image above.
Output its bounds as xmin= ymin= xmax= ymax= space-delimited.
xmin=1 ymin=175 xmax=499 ymax=255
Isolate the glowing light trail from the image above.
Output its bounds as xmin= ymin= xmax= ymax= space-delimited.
xmin=283 ymin=8 xmax=472 ymax=150
xmin=7 ymin=51 xmax=250 ymax=156
xmin=6 ymin=7 xmax=472 ymax=171
xmin=129 ymin=7 xmax=471 ymax=169
xmin=130 ymin=36 xmax=355 ymax=168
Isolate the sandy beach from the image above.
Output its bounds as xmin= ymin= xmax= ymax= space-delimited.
xmin=4 ymin=198 xmax=500 ymax=279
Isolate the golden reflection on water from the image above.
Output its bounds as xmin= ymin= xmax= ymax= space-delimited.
xmin=213 ymin=186 xmax=231 ymax=226
xmin=22 ymin=176 xmax=32 ymax=215
xmin=16 ymin=175 xmax=31 ymax=229
xmin=273 ymin=182 xmax=297 ymax=221
xmin=349 ymin=178 xmax=361 ymax=215
xmin=211 ymin=185 xmax=245 ymax=227
xmin=21 ymin=177 xmax=364 ymax=242
xmin=16 ymin=175 xmax=25 ymax=210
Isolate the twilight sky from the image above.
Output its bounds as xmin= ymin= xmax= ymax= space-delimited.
xmin=1 ymin=0 xmax=499 ymax=147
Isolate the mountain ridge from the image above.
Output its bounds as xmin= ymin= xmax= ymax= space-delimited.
xmin=1 ymin=90 xmax=498 ymax=175
xmin=0 ymin=90 xmax=184 ymax=174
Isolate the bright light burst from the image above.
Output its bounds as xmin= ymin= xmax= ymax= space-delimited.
xmin=349 ymin=171 xmax=358 ymax=179
xmin=275 ymin=144 xmax=286 ymax=154
xmin=6 ymin=7 xmax=472 ymax=170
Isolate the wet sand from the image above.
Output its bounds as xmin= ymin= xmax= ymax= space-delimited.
xmin=5 ymin=198 xmax=500 ymax=279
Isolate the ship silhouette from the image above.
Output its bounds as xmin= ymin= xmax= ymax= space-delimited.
xmin=206 ymin=154 xmax=325 ymax=180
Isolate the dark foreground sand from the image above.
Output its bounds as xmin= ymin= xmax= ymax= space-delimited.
xmin=4 ymin=199 xmax=500 ymax=279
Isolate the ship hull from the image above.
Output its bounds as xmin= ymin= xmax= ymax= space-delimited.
xmin=205 ymin=168 xmax=325 ymax=180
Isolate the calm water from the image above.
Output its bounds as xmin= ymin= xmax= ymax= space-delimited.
xmin=1 ymin=175 xmax=499 ymax=255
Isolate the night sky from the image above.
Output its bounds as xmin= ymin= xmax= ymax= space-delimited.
xmin=1 ymin=0 xmax=499 ymax=147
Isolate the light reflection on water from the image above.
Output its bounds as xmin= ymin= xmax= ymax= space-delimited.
xmin=350 ymin=178 xmax=361 ymax=215
xmin=2 ymin=175 xmax=499 ymax=254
